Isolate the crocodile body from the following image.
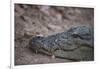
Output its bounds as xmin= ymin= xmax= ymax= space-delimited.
xmin=29 ymin=26 xmax=94 ymax=61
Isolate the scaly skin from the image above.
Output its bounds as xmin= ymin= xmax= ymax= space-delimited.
xmin=29 ymin=26 xmax=94 ymax=60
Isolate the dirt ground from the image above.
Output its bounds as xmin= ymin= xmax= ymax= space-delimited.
xmin=14 ymin=4 xmax=94 ymax=65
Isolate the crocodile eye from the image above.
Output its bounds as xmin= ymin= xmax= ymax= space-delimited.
xmin=72 ymin=34 xmax=79 ymax=38
xmin=36 ymin=36 xmax=43 ymax=38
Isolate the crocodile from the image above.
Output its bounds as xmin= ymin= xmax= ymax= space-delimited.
xmin=29 ymin=26 xmax=94 ymax=61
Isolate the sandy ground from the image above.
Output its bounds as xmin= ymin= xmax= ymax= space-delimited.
xmin=14 ymin=4 xmax=94 ymax=65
